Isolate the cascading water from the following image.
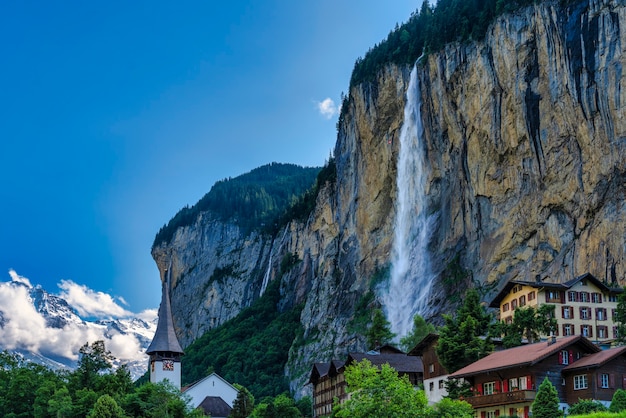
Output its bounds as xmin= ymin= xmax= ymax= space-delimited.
xmin=382 ymin=64 xmax=436 ymax=339
xmin=260 ymin=229 xmax=288 ymax=296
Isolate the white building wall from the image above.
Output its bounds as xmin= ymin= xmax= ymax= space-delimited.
xmin=150 ymin=359 xmax=182 ymax=390
xmin=184 ymin=373 xmax=239 ymax=408
xmin=424 ymin=375 xmax=449 ymax=405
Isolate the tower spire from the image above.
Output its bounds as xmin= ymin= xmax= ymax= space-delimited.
xmin=147 ymin=258 xmax=184 ymax=388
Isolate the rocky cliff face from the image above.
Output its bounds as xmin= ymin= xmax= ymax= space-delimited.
xmin=153 ymin=0 xmax=626 ymax=395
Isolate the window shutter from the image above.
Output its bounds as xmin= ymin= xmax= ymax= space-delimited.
xmin=611 ymin=374 xmax=616 ymax=389
xmin=569 ymin=351 xmax=574 ymax=364
xmin=527 ymin=375 xmax=532 ymax=389
xmin=495 ymin=380 xmax=501 ymax=392
xmin=562 ymin=324 xmax=567 ymax=335
xmin=481 ymin=412 xmax=486 ymax=418
xmin=604 ymin=308 xmax=608 ymax=319
xmin=495 ymin=409 xmax=500 ymax=417
xmin=576 ymin=291 xmax=580 ymax=301
xmin=510 ymin=408 xmax=515 ymax=416
xmin=598 ymin=374 xmax=603 ymax=387
xmin=524 ymin=405 xmax=530 ymax=417
xmin=503 ymin=379 xmax=509 ymax=392
xmin=580 ymin=307 xmax=584 ymax=318
xmin=559 ymin=351 xmax=563 ymax=364
xmin=598 ymin=293 xmax=603 ymax=303
xmin=560 ymin=291 xmax=565 ymax=303
xmin=477 ymin=383 xmax=483 ymax=395
xmin=590 ymin=327 xmax=593 ymax=337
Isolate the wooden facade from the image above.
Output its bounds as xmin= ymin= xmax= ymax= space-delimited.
xmin=562 ymin=346 xmax=626 ymax=405
xmin=408 ymin=333 xmax=449 ymax=403
xmin=450 ymin=336 xmax=600 ymax=417
xmin=308 ymin=346 xmax=423 ymax=417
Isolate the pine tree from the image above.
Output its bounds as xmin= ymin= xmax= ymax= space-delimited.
xmin=365 ymin=309 xmax=396 ymax=349
xmin=531 ymin=377 xmax=563 ymax=418
xmin=400 ymin=314 xmax=436 ymax=351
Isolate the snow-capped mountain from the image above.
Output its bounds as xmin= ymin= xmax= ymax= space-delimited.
xmin=0 ymin=277 xmax=157 ymax=380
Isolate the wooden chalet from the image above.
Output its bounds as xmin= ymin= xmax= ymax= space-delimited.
xmin=449 ymin=335 xmax=600 ymax=418
xmin=308 ymin=345 xmax=423 ymax=417
xmin=408 ymin=333 xmax=449 ymax=404
xmin=562 ymin=345 xmax=626 ymax=406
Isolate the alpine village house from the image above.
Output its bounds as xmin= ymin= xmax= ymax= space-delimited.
xmin=308 ymin=273 xmax=626 ymax=417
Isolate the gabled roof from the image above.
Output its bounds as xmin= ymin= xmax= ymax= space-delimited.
xmin=197 ymin=396 xmax=232 ymax=417
xmin=449 ymin=336 xmax=600 ymax=378
xmin=146 ymin=262 xmax=184 ymax=355
xmin=307 ymin=359 xmax=345 ymax=385
xmin=489 ymin=273 xmax=622 ymax=308
xmin=408 ymin=333 xmax=439 ymax=356
xmin=183 ymin=372 xmax=239 ymax=394
xmin=562 ymin=346 xmax=626 ymax=372
xmin=348 ymin=351 xmax=423 ymax=374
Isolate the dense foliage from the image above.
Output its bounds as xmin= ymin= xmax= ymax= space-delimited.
xmin=436 ymin=288 xmax=493 ymax=373
xmin=182 ymin=278 xmax=304 ymax=399
xmin=365 ymin=308 xmax=396 ymax=349
xmin=0 ymin=343 xmax=202 ymax=418
xmin=612 ymin=389 xmax=626 ymax=413
xmin=493 ymin=304 xmax=557 ymax=348
xmin=330 ymin=359 xmax=473 ymax=418
xmin=153 ymin=162 xmax=321 ymax=247
xmin=568 ymin=399 xmax=608 ymax=415
xmin=348 ymin=0 xmax=582 ymax=89
xmin=400 ymin=314 xmax=436 ymax=352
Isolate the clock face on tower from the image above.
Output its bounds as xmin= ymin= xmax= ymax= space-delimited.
xmin=163 ymin=360 xmax=174 ymax=371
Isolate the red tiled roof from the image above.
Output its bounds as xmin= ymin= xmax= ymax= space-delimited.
xmin=449 ymin=336 xmax=599 ymax=378
xmin=562 ymin=346 xmax=626 ymax=372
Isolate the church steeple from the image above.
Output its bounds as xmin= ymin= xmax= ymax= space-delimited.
xmin=147 ymin=259 xmax=184 ymax=389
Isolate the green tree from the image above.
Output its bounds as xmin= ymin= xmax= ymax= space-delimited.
xmin=87 ymin=395 xmax=128 ymax=418
xmin=296 ymin=396 xmax=312 ymax=418
xmin=365 ymin=309 xmax=396 ymax=349
xmin=231 ymin=384 xmax=255 ymax=418
xmin=531 ymin=377 xmax=563 ymax=418
xmin=567 ymin=399 xmax=607 ymax=415
xmin=400 ymin=314 xmax=436 ymax=351
xmin=120 ymin=381 xmax=190 ymax=418
xmin=426 ymin=397 xmax=474 ymax=418
xmin=494 ymin=305 xmax=557 ymax=348
xmin=48 ymin=386 xmax=73 ymax=418
xmin=436 ymin=289 xmax=492 ymax=372
xmin=331 ymin=359 xmax=428 ymax=418
xmin=73 ymin=341 xmax=115 ymax=391
xmin=610 ymin=388 xmax=626 ymax=412
xmin=249 ymin=393 xmax=301 ymax=418
xmin=443 ymin=378 xmax=473 ymax=400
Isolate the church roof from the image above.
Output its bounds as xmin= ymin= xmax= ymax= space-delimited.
xmin=197 ymin=396 xmax=232 ymax=418
xmin=146 ymin=262 xmax=184 ymax=355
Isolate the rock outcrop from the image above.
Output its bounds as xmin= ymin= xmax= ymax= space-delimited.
xmin=152 ymin=0 xmax=626 ymax=395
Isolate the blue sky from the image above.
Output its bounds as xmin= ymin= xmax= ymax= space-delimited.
xmin=1 ymin=1 xmax=420 ymax=314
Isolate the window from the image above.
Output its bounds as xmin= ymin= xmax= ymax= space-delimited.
xmin=519 ymin=376 xmax=529 ymax=390
xmin=429 ymin=382 xmax=434 ymax=391
xmin=560 ymin=350 xmax=569 ymax=365
xmin=582 ymin=279 xmax=588 ymax=286
xmin=429 ymin=363 xmax=434 ymax=373
xmin=486 ymin=411 xmax=497 ymax=418
xmin=598 ymin=326 xmax=608 ymax=339
xmin=528 ymin=291 xmax=536 ymax=301
xmin=568 ymin=291 xmax=577 ymax=302
xmin=601 ymin=374 xmax=610 ymax=389
xmin=519 ymin=295 xmax=526 ymax=307
xmin=613 ymin=309 xmax=618 ymax=321
xmin=563 ymin=324 xmax=574 ymax=336
xmin=546 ymin=290 xmax=561 ymax=302
xmin=513 ymin=285 xmax=522 ymax=293
xmin=614 ymin=326 xmax=620 ymax=339
xmin=509 ymin=378 xmax=519 ymax=390
xmin=580 ymin=307 xmax=591 ymax=320
xmin=439 ymin=379 xmax=445 ymax=389
xmin=592 ymin=292 xmax=602 ymax=303
xmin=511 ymin=299 xmax=518 ymax=310
xmin=502 ymin=302 xmax=510 ymax=312
xmin=580 ymin=292 xmax=590 ymax=302
xmin=610 ymin=294 xmax=618 ymax=302
xmin=581 ymin=325 xmax=593 ymax=337
xmin=597 ymin=308 xmax=607 ymax=321
xmin=484 ymin=381 xmax=495 ymax=395
xmin=574 ymin=375 xmax=588 ymax=390
xmin=562 ymin=306 xmax=573 ymax=319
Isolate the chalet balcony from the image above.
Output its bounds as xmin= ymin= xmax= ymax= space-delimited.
xmin=464 ymin=390 xmax=536 ymax=408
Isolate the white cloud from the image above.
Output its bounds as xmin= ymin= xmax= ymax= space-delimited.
xmin=316 ymin=98 xmax=339 ymax=119
xmin=8 ymin=269 xmax=32 ymax=287
xmin=57 ymin=279 xmax=132 ymax=318
xmin=0 ymin=272 xmax=152 ymax=365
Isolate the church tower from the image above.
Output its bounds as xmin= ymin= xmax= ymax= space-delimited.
xmin=146 ymin=260 xmax=184 ymax=389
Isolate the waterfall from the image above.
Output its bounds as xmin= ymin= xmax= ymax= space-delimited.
xmin=382 ymin=64 xmax=436 ymax=339
xmin=260 ymin=228 xmax=288 ymax=296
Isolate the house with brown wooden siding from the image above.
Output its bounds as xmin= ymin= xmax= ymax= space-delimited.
xmin=449 ymin=335 xmax=600 ymax=418
xmin=308 ymin=345 xmax=423 ymax=417
xmin=408 ymin=333 xmax=449 ymax=404
xmin=562 ymin=346 xmax=626 ymax=407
